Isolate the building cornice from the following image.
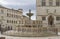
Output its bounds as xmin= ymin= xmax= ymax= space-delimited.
xmin=0 ymin=5 xmax=23 ymax=13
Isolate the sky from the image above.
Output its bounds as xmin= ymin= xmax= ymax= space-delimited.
xmin=0 ymin=0 xmax=36 ymax=20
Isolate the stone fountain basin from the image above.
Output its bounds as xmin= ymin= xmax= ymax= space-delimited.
xmin=3 ymin=30 xmax=57 ymax=37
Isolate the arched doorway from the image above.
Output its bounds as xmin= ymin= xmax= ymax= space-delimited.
xmin=48 ymin=15 xmax=54 ymax=26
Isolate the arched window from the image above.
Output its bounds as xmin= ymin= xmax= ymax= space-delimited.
xmin=48 ymin=15 xmax=54 ymax=25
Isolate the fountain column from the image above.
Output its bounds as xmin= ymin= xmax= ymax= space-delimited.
xmin=26 ymin=9 xmax=33 ymax=32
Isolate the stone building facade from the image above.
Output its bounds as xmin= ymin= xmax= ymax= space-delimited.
xmin=36 ymin=0 xmax=60 ymax=31
xmin=0 ymin=5 xmax=23 ymax=31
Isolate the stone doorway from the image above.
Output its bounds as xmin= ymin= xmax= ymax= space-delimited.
xmin=48 ymin=15 xmax=54 ymax=26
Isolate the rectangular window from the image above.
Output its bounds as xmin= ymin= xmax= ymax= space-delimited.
xmin=12 ymin=20 xmax=13 ymax=23
xmin=19 ymin=21 xmax=21 ymax=24
xmin=56 ymin=17 xmax=60 ymax=20
xmin=42 ymin=2 xmax=46 ymax=6
xmin=7 ymin=20 xmax=9 ymax=23
xmin=56 ymin=0 xmax=60 ymax=6
xmin=46 ymin=9 xmax=49 ymax=13
xmin=49 ymin=0 xmax=53 ymax=6
xmin=42 ymin=0 xmax=46 ymax=6
xmin=12 ymin=14 xmax=13 ymax=18
xmin=33 ymin=21 xmax=35 ymax=24
xmin=1 ymin=10 xmax=3 ymax=13
xmin=42 ymin=17 xmax=46 ymax=20
xmin=14 ymin=21 xmax=15 ymax=24
xmin=7 ymin=13 xmax=8 ymax=17
xmin=15 ymin=21 xmax=17 ymax=24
